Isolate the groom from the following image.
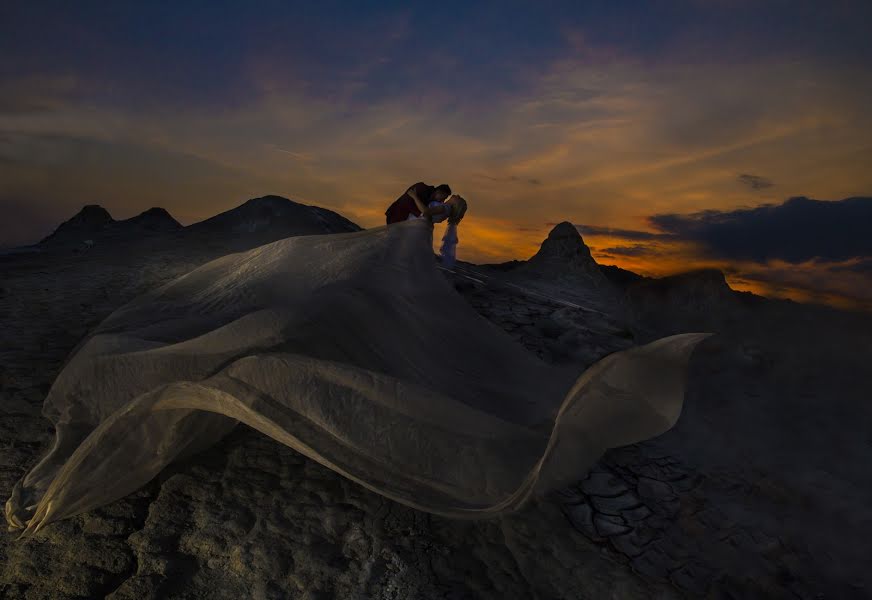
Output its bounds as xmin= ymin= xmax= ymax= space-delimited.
xmin=385 ymin=182 xmax=452 ymax=224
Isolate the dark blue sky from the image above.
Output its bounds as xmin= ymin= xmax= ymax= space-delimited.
xmin=4 ymin=1 xmax=870 ymax=112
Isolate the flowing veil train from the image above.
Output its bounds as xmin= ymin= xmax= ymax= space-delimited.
xmin=6 ymin=219 xmax=711 ymax=535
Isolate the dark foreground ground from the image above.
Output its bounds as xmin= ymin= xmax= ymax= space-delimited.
xmin=1 ymin=231 xmax=871 ymax=600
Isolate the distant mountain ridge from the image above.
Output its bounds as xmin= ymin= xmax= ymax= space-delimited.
xmin=38 ymin=197 xmax=768 ymax=312
xmin=40 ymin=195 xmax=360 ymax=247
xmin=481 ymin=221 xmax=764 ymax=316
xmin=40 ymin=205 xmax=181 ymax=244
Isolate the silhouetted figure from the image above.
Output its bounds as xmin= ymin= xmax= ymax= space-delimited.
xmin=385 ymin=183 xmax=451 ymax=224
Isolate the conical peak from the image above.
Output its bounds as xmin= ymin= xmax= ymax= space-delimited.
xmin=532 ymin=221 xmax=594 ymax=262
xmin=70 ymin=204 xmax=113 ymax=225
xmin=547 ymin=221 xmax=583 ymax=241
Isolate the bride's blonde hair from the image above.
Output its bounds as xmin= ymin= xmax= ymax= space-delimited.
xmin=445 ymin=194 xmax=467 ymax=224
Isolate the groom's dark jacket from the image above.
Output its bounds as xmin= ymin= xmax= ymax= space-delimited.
xmin=385 ymin=182 xmax=435 ymax=224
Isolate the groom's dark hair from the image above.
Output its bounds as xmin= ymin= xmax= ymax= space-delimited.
xmin=434 ymin=184 xmax=452 ymax=196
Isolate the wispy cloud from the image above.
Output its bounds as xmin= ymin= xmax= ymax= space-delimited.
xmin=600 ymin=244 xmax=662 ymax=257
xmin=737 ymin=173 xmax=774 ymax=190
xmin=575 ymin=225 xmax=676 ymax=242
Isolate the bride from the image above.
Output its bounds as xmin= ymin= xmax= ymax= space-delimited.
xmin=6 ymin=217 xmax=710 ymax=535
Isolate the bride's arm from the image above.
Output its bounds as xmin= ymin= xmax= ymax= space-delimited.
xmin=423 ymin=203 xmax=450 ymax=221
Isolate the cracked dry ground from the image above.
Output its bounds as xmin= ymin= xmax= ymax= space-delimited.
xmin=2 ymin=245 xmax=871 ymax=599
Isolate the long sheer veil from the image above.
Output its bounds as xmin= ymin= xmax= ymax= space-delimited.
xmin=6 ymin=219 xmax=711 ymax=535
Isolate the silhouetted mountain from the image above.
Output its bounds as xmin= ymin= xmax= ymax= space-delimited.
xmin=516 ymin=222 xmax=608 ymax=285
xmin=623 ymin=268 xmax=743 ymax=337
xmin=629 ymin=268 xmax=733 ymax=299
xmin=117 ymin=207 xmax=181 ymax=233
xmin=40 ymin=205 xmax=113 ymax=244
xmin=599 ymin=264 xmax=648 ymax=288
xmin=40 ymin=205 xmax=183 ymax=247
xmin=530 ymin=222 xmax=597 ymax=265
xmin=38 ymin=196 xmax=361 ymax=251
xmin=185 ymin=195 xmax=361 ymax=238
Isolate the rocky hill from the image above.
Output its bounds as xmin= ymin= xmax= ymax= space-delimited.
xmin=37 ymin=196 xmax=361 ymax=253
xmin=117 ymin=207 xmax=181 ymax=233
xmin=40 ymin=205 xmax=181 ymax=246
xmin=39 ymin=205 xmax=115 ymax=244
xmin=516 ymin=221 xmax=610 ymax=286
xmin=184 ymin=195 xmax=361 ymax=238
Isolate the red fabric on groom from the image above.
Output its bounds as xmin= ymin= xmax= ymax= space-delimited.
xmin=385 ymin=182 xmax=436 ymax=224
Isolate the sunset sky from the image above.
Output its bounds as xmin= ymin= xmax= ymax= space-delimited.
xmin=2 ymin=1 xmax=871 ymax=309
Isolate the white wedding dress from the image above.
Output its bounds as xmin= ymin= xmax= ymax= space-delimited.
xmin=6 ymin=218 xmax=711 ymax=534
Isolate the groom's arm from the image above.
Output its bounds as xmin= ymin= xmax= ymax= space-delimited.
xmin=407 ymin=185 xmax=428 ymax=215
